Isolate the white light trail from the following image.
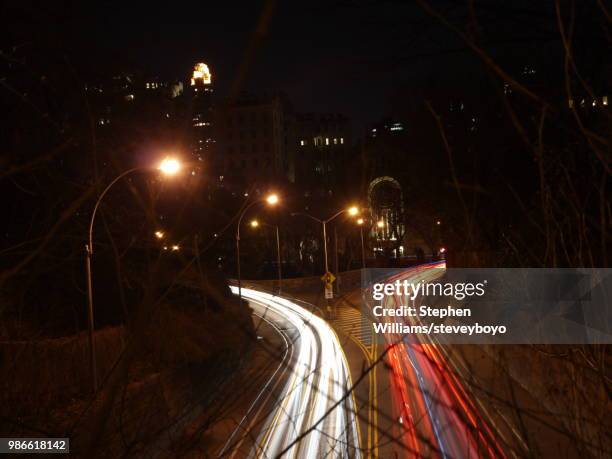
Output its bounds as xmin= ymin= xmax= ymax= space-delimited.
xmin=230 ymin=287 xmax=361 ymax=459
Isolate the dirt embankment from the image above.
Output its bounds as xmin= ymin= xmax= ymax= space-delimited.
xmin=447 ymin=344 xmax=611 ymax=458
xmin=0 ymin=284 xmax=256 ymax=457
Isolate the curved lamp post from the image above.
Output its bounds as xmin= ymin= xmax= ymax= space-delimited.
xmin=85 ymin=157 xmax=181 ymax=392
xmin=236 ymin=193 xmax=279 ymax=307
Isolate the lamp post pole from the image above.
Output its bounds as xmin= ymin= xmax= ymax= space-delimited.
xmin=236 ymin=195 xmax=279 ymax=306
xmin=275 ymin=225 xmax=282 ymax=295
xmin=85 ymin=166 xmax=141 ymax=393
xmin=359 ymin=225 xmax=366 ymax=269
xmin=84 ymin=158 xmax=181 ymax=394
xmin=236 ymin=204 xmax=254 ymax=308
xmin=334 ymin=226 xmax=340 ymax=295
xmin=322 ymin=220 xmax=329 ymax=274
xmin=249 ymin=218 xmax=283 ymax=295
xmin=291 ymin=207 xmax=359 ymax=317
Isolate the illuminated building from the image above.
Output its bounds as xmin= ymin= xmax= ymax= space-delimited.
xmin=191 ymin=62 xmax=212 ymax=86
xmin=190 ymin=62 xmax=215 ymax=161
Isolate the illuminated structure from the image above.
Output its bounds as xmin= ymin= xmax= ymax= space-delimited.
xmin=190 ymin=62 xmax=214 ymax=161
xmin=191 ymin=62 xmax=212 ymax=86
xmin=368 ymin=176 xmax=405 ymax=257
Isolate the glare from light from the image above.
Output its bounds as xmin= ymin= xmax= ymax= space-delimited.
xmin=266 ymin=194 xmax=279 ymax=205
xmin=356 ymin=218 xmax=364 ymax=225
xmin=154 ymin=230 xmax=164 ymax=239
xmin=439 ymin=247 xmax=447 ymax=253
xmin=436 ymin=220 xmax=441 ymax=225
xmin=377 ymin=220 xmax=385 ymax=228
xmin=159 ymin=157 xmax=181 ymax=175
xmin=171 ymin=245 xmax=180 ymax=251
xmin=348 ymin=206 xmax=359 ymax=216
xmin=250 ymin=219 xmax=259 ymax=228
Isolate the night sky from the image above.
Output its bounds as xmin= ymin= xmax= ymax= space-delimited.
xmin=5 ymin=1 xmax=568 ymax=133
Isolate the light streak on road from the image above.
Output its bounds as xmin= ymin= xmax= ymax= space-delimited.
xmin=229 ymin=286 xmax=362 ymax=459
xmin=379 ymin=262 xmax=506 ymax=458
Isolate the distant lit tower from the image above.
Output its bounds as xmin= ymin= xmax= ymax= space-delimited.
xmin=190 ymin=62 xmax=214 ymax=161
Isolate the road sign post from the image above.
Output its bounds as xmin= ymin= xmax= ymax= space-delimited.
xmin=321 ymin=271 xmax=336 ymax=317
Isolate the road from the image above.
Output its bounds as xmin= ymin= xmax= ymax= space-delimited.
xmin=376 ymin=263 xmax=506 ymax=458
xmin=220 ymin=286 xmax=362 ymax=459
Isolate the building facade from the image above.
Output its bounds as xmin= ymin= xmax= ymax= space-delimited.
xmin=293 ymin=113 xmax=351 ymax=196
xmin=190 ymin=62 xmax=215 ymax=163
xmin=212 ymin=93 xmax=292 ymax=190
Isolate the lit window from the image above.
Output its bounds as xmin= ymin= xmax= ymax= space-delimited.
xmin=340 ymin=138 xmax=344 ymax=144
xmin=603 ymin=96 xmax=608 ymax=106
xmin=325 ymin=137 xmax=329 ymax=145
xmin=146 ymin=83 xmax=150 ymax=89
xmin=568 ymin=99 xmax=574 ymax=109
xmin=300 ymin=140 xmax=305 ymax=146
xmin=333 ymin=138 xmax=337 ymax=144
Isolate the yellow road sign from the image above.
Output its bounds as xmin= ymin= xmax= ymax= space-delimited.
xmin=321 ymin=271 xmax=336 ymax=284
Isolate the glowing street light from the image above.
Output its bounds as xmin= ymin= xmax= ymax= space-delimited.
xmin=171 ymin=244 xmax=180 ymax=251
xmin=377 ymin=220 xmax=385 ymax=228
xmin=356 ymin=218 xmax=364 ymax=225
xmin=266 ymin=193 xmax=279 ymax=205
xmin=154 ymin=230 xmax=165 ymax=239
xmin=250 ymin=219 xmax=260 ymax=228
xmin=348 ymin=206 xmax=359 ymax=216
xmin=158 ymin=157 xmax=181 ymax=175
xmin=84 ymin=157 xmax=181 ymax=393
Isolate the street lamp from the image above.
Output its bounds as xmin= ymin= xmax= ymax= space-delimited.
xmin=291 ymin=205 xmax=359 ymax=316
xmin=266 ymin=194 xmax=279 ymax=205
xmin=250 ymin=218 xmax=283 ymax=294
xmin=159 ymin=157 xmax=181 ymax=175
xmin=356 ymin=218 xmax=366 ymax=269
xmin=154 ymin=230 xmax=165 ymax=239
xmin=85 ymin=156 xmax=181 ymax=393
xmin=291 ymin=205 xmax=360 ymax=276
xmin=236 ymin=193 xmax=279 ymax=307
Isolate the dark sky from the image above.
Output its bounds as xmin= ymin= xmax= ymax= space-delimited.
xmin=5 ymin=1 xmax=575 ymax=132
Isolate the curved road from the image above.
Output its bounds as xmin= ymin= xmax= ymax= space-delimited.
xmin=225 ymin=286 xmax=362 ymax=459
xmin=379 ymin=263 xmax=506 ymax=458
